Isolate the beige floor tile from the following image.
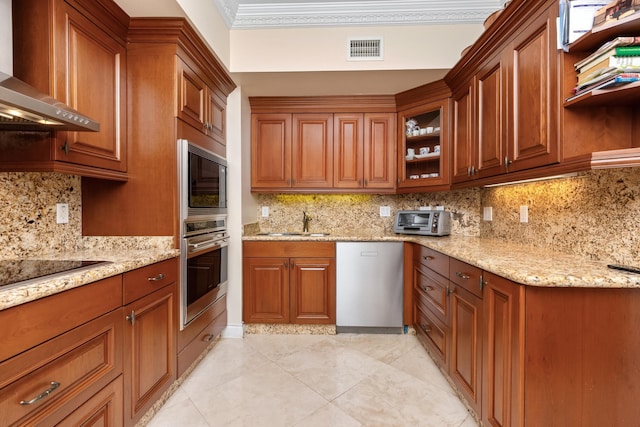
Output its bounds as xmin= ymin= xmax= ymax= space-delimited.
xmin=147 ymin=334 xmax=477 ymax=427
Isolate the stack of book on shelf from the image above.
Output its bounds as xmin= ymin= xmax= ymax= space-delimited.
xmin=571 ymin=36 xmax=640 ymax=97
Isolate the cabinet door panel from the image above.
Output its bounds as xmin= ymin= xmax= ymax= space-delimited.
xmin=123 ymin=285 xmax=176 ymax=425
xmin=482 ymin=273 xmax=522 ymax=427
xmin=452 ymin=84 xmax=475 ymax=183
xmin=451 ymin=285 xmax=482 ymax=414
xmin=477 ymin=57 xmax=505 ymax=177
xmin=53 ymin=2 xmax=126 ymax=171
xmin=333 ymin=113 xmax=364 ymax=188
xmin=364 ymin=113 xmax=395 ymax=189
xmin=251 ymin=114 xmax=292 ymax=188
xmin=414 ymin=303 xmax=448 ymax=369
xmin=243 ymin=257 xmax=290 ymax=323
xmin=290 ymin=257 xmax=336 ymax=324
xmin=508 ymin=8 xmax=559 ymax=172
xmin=177 ymin=60 xmax=206 ymax=132
xmin=292 ymin=114 xmax=333 ymax=188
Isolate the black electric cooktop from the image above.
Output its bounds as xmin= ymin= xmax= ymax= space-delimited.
xmin=0 ymin=259 xmax=110 ymax=288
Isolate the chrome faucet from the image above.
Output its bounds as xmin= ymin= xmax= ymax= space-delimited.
xmin=302 ymin=211 xmax=312 ymax=232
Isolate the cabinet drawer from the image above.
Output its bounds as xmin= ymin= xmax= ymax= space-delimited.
xmin=414 ymin=303 xmax=448 ymax=369
xmin=414 ymin=245 xmax=449 ymax=278
xmin=244 ymin=241 xmax=335 ymax=258
xmin=0 ymin=275 xmax=122 ymax=363
xmin=449 ymin=258 xmax=483 ymax=298
xmin=0 ymin=309 xmax=123 ymax=427
xmin=123 ymin=258 xmax=178 ymax=304
xmin=414 ymin=265 xmax=449 ymax=324
xmin=178 ymin=296 xmax=227 ymax=377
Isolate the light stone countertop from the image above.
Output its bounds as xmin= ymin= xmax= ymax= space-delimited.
xmin=243 ymin=233 xmax=640 ymax=289
xmin=0 ymin=247 xmax=180 ymax=311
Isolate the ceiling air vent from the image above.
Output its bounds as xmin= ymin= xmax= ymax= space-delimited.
xmin=348 ymin=37 xmax=383 ymax=61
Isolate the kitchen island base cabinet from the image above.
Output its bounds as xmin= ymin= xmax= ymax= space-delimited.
xmin=243 ymin=241 xmax=336 ymax=324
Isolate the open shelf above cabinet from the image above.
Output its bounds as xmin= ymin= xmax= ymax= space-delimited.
xmin=565 ymin=80 xmax=640 ymax=107
xmin=567 ymin=12 xmax=640 ymax=52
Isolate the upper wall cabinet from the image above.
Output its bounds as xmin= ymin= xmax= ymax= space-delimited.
xmin=449 ymin=0 xmax=559 ymax=185
xmin=395 ymin=80 xmax=451 ymax=192
xmin=5 ymin=0 xmax=129 ymax=180
xmin=250 ymin=96 xmax=396 ymax=193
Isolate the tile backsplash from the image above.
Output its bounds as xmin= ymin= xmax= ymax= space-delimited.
xmin=2 ymin=167 xmax=639 ymax=265
xmin=253 ymin=168 xmax=640 ymax=265
xmin=0 ymin=172 xmax=82 ymax=258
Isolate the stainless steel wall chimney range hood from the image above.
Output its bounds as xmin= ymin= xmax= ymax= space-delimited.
xmin=0 ymin=0 xmax=99 ymax=132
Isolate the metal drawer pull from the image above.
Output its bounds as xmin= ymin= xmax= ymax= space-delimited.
xmin=423 ymin=255 xmax=435 ymax=261
xmin=20 ymin=381 xmax=60 ymax=405
xmin=203 ymin=334 xmax=214 ymax=342
xmin=421 ymin=323 xmax=432 ymax=333
xmin=421 ymin=285 xmax=434 ymax=292
xmin=147 ymin=273 xmax=166 ymax=282
xmin=126 ymin=311 xmax=136 ymax=325
xmin=456 ymin=271 xmax=470 ymax=280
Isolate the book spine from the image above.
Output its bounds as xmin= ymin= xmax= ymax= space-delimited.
xmin=615 ymin=46 xmax=640 ymax=56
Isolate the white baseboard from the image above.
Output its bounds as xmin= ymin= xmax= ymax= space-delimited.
xmin=222 ymin=324 xmax=243 ymax=338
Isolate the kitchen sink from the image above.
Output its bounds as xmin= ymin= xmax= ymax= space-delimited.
xmin=257 ymin=232 xmax=330 ymax=237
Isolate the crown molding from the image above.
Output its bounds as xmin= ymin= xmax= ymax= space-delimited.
xmin=214 ymin=0 xmax=504 ymax=29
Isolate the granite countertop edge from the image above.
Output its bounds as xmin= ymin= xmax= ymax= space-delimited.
xmin=0 ymin=248 xmax=180 ymax=311
xmin=243 ymin=233 xmax=640 ymax=289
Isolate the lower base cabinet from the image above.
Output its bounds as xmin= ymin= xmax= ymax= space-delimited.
xmin=0 ymin=257 xmax=180 ymax=427
xmin=412 ymin=245 xmax=640 ymax=427
xmin=243 ymin=241 xmax=336 ymax=324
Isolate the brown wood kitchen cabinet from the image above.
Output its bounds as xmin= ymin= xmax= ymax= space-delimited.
xmin=7 ymin=0 xmax=128 ymax=180
xmin=449 ymin=0 xmax=559 ymax=185
xmin=122 ymin=259 xmax=177 ymax=427
xmin=250 ymin=96 xmax=396 ymax=193
xmin=0 ymin=276 xmax=124 ymax=426
xmin=333 ymin=113 xmax=396 ymax=190
xmin=412 ymin=245 xmax=451 ymax=369
xmin=449 ymin=258 xmax=483 ymax=416
xmin=251 ymin=113 xmax=333 ymax=189
xmin=243 ymin=241 xmax=336 ymax=324
xmin=177 ymin=56 xmax=227 ymax=146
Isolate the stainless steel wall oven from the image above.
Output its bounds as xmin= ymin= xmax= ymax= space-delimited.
xmin=178 ymin=139 xmax=228 ymax=329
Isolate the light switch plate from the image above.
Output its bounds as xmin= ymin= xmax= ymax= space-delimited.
xmin=483 ymin=206 xmax=493 ymax=221
xmin=520 ymin=205 xmax=528 ymax=223
xmin=56 ymin=203 xmax=69 ymax=224
xmin=380 ymin=206 xmax=391 ymax=217
xmin=261 ymin=206 xmax=269 ymax=217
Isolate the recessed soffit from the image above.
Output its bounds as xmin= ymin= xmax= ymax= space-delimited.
xmin=214 ymin=0 xmax=505 ymax=29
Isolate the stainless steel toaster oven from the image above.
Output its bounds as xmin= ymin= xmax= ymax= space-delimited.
xmin=394 ymin=210 xmax=451 ymax=236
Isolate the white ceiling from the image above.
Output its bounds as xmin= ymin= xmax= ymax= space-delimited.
xmin=114 ymin=0 xmax=505 ymax=96
xmin=214 ymin=0 xmax=503 ymax=29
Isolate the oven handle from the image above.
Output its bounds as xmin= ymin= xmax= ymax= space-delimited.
xmin=187 ymin=237 xmax=228 ymax=256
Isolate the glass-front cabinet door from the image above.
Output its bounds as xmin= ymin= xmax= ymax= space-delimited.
xmin=397 ymin=100 xmax=450 ymax=190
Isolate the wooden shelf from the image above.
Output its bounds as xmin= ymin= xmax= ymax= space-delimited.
xmin=406 ymin=132 xmax=441 ymax=142
xmin=564 ymin=80 xmax=640 ymax=107
xmin=568 ymin=12 xmax=640 ymax=52
xmin=406 ymin=154 xmax=441 ymax=163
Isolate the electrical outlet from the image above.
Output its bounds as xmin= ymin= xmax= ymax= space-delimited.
xmin=56 ymin=203 xmax=69 ymax=224
xmin=435 ymin=205 xmax=445 ymax=211
xmin=261 ymin=206 xmax=269 ymax=217
xmin=520 ymin=205 xmax=528 ymax=223
xmin=379 ymin=206 xmax=391 ymax=217
xmin=483 ymin=206 xmax=493 ymax=221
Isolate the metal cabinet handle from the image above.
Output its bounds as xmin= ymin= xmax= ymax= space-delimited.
xmin=147 ymin=273 xmax=166 ymax=282
xmin=480 ymin=276 xmax=488 ymax=291
xmin=126 ymin=310 xmax=136 ymax=325
xmin=447 ymin=286 xmax=454 ymax=296
xmin=20 ymin=381 xmax=60 ymax=405
xmin=423 ymin=255 xmax=435 ymax=261
xmin=421 ymin=323 xmax=432 ymax=333
xmin=203 ymin=334 xmax=214 ymax=342
xmin=60 ymin=141 xmax=70 ymax=155
xmin=421 ymin=285 xmax=434 ymax=292
xmin=504 ymin=156 xmax=512 ymax=172
xmin=456 ymin=271 xmax=471 ymax=280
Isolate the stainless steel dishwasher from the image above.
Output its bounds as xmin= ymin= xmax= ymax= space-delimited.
xmin=336 ymin=242 xmax=404 ymax=333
